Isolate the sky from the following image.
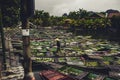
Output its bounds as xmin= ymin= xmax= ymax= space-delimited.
xmin=35 ymin=0 xmax=120 ymax=16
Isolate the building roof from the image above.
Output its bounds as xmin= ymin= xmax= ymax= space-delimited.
xmin=89 ymin=13 xmax=105 ymax=18
xmin=97 ymin=13 xmax=105 ymax=18
xmin=108 ymin=13 xmax=120 ymax=18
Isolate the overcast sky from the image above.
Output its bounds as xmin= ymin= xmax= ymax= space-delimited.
xmin=35 ymin=0 xmax=120 ymax=16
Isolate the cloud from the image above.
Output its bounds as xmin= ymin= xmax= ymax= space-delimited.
xmin=35 ymin=0 xmax=120 ymax=16
xmin=52 ymin=3 xmax=70 ymax=16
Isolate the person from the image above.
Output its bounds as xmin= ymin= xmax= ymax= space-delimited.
xmin=46 ymin=47 xmax=50 ymax=56
xmin=55 ymin=38 xmax=61 ymax=53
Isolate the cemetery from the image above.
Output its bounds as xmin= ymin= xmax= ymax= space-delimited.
xmin=1 ymin=27 xmax=119 ymax=80
xmin=0 ymin=0 xmax=120 ymax=80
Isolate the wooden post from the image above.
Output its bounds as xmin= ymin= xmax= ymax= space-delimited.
xmin=0 ymin=2 xmax=7 ymax=70
xmin=22 ymin=18 xmax=32 ymax=75
xmin=20 ymin=0 xmax=32 ymax=79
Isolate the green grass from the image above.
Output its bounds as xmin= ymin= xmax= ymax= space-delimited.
xmin=85 ymin=62 xmax=98 ymax=67
xmin=103 ymin=56 xmax=113 ymax=61
xmin=87 ymin=73 xmax=98 ymax=80
xmin=58 ymin=66 xmax=83 ymax=75
xmin=103 ymin=61 xmax=109 ymax=65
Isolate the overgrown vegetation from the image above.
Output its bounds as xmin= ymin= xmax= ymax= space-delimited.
xmin=0 ymin=0 xmax=20 ymax=27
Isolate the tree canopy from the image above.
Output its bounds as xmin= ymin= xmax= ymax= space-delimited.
xmin=0 ymin=0 xmax=20 ymax=27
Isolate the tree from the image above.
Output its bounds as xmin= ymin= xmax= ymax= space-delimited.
xmin=30 ymin=10 xmax=50 ymax=27
xmin=1 ymin=0 xmax=20 ymax=27
xmin=78 ymin=9 xmax=89 ymax=18
xmin=110 ymin=16 xmax=120 ymax=39
xmin=42 ymin=12 xmax=50 ymax=26
xmin=0 ymin=0 xmax=20 ymax=71
xmin=68 ymin=11 xmax=79 ymax=20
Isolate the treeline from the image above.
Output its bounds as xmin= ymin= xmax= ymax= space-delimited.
xmin=31 ymin=9 xmax=120 ymax=42
xmin=30 ymin=9 xmax=111 ymax=28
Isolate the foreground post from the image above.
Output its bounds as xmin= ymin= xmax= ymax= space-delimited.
xmin=0 ymin=2 xmax=7 ymax=70
xmin=22 ymin=16 xmax=32 ymax=76
xmin=20 ymin=0 xmax=35 ymax=79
